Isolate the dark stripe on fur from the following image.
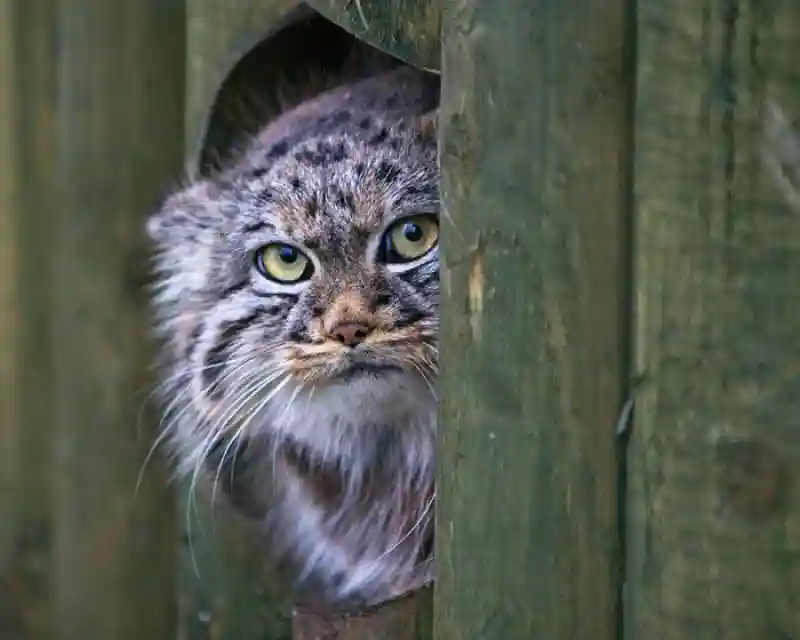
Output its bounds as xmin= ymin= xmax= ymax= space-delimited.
xmin=220 ymin=279 xmax=249 ymax=298
xmin=202 ymin=312 xmax=261 ymax=394
xmin=394 ymin=308 xmax=426 ymax=329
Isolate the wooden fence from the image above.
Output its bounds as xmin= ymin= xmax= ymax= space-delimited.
xmin=1 ymin=0 xmax=799 ymax=639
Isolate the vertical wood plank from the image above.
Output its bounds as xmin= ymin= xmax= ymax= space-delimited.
xmin=0 ymin=0 xmax=20 ymax=596
xmin=627 ymin=1 xmax=800 ymax=638
xmin=435 ymin=0 xmax=632 ymax=637
xmin=0 ymin=1 xmax=58 ymax=637
xmin=52 ymin=2 xmax=184 ymax=638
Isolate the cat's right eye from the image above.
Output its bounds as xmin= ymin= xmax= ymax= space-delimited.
xmin=254 ymin=243 xmax=313 ymax=284
xmin=378 ymin=214 xmax=439 ymax=265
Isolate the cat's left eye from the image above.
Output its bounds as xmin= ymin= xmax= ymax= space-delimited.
xmin=379 ymin=214 xmax=439 ymax=264
xmin=254 ymin=243 xmax=313 ymax=284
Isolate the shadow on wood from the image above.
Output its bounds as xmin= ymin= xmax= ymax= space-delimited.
xmin=292 ymin=587 xmax=432 ymax=640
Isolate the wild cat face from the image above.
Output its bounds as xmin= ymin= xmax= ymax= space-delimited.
xmin=149 ymin=120 xmax=439 ymax=471
xmin=245 ymin=142 xmax=439 ymax=386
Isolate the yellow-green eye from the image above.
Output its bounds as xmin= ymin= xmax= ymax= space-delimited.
xmin=254 ymin=243 xmax=312 ymax=283
xmin=381 ymin=215 xmax=439 ymax=264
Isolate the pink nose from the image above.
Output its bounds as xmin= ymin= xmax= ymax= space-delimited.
xmin=329 ymin=322 xmax=370 ymax=347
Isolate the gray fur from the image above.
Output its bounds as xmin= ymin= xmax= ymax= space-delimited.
xmin=148 ymin=66 xmax=439 ymax=608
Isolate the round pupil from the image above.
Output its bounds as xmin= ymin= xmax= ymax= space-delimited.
xmin=403 ymin=223 xmax=423 ymax=243
xmin=278 ymin=246 xmax=298 ymax=263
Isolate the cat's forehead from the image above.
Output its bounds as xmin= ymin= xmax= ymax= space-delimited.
xmin=236 ymin=132 xmax=437 ymax=249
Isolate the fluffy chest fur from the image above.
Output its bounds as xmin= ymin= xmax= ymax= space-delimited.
xmin=147 ymin=66 xmax=440 ymax=609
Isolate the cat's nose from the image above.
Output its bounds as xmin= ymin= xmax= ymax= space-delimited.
xmin=329 ymin=321 xmax=371 ymax=347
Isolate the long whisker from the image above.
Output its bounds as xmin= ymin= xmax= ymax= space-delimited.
xmin=136 ymin=355 xmax=260 ymax=496
xmin=198 ymin=364 xmax=287 ymax=468
xmin=409 ymin=358 xmax=437 ymax=399
xmin=209 ymin=372 xmax=291 ymax=508
xmin=380 ymin=350 xmax=438 ymax=400
xmin=178 ymin=343 xmax=284 ymax=544
xmin=188 ymin=372 xmax=277 ymax=532
xmin=136 ymin=358 xmax=254 ymax=497
xmin=182 ymin=368 xmax=266 ymax=574
xmin=370 ymin=490 xmax=436 ymax=566
xmin=230 ymin=373 xmax=308 ymax=492
xmin=180 ymin=354 xmax=283 ymax=569
xmin=155 ymin=369 xmax=238 ymax=580
xmin=212 ymin=372 xmax=294 ymax=509
xmin=183 ymin=488 xmax=202 ymax=580
xmin=140 ymin=349 xmax=261 ymax=431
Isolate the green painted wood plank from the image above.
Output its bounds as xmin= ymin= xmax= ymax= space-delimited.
xmin=0 ymin=1 xmax=58 ymax=637
xmin=627 ymin=1 xmax=800 ymax=638
xmin=0 ymin=0 xmax=22 ymax=628
xmin=434 ymin=0 xmax=631 ymax=637
xmin=51 ymin=2 xmax=184 ymax=638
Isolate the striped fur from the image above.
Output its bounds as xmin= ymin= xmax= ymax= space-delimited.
xmin=147 ymin=66 xmax=439 ymax=609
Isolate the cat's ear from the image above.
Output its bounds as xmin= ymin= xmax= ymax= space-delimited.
xmin=147 ymin=179 xmax=232 ymax=244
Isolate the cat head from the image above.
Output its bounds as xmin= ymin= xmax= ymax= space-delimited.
xmin=148 ymin=116 xmax=439 ymax=475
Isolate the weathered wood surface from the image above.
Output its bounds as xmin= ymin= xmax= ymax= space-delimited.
xmin=0 ymin=1 xmax=58 ymax=637
xmin=51 ymin=1 xmax=184 ymax=638
xmin=186 ymin=0 xmax=306 ymax=169
xmin=306 ymin=0 xmax=440 ymax=73
xmin=434 ymin=0 xmax=631 ymax=638
xmin=0 ymin=0 xmax=21 ymax=629
xmin=626 ymin=2 xmax=800 ymax=639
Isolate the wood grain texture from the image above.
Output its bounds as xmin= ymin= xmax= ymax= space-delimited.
xmin=51 ymin=2 xmax=184 ymax=638
xmin=0 ymin=0 xmax=20 ymax=608
xmin=435 ymin=0 xmax=632 ymax=637
xmin=306 ymin=0 xmax=440 ymax=72
xmin=626 ymin=1 xmax=800 ymax=638
xmin=0 ymin=1 xmax=58 ymax=637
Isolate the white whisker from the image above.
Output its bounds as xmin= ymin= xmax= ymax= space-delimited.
xmin=209 ymin=372 xmax=291 ymax=508
xmin=371 ymin=490 xmax=435 ymax=565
